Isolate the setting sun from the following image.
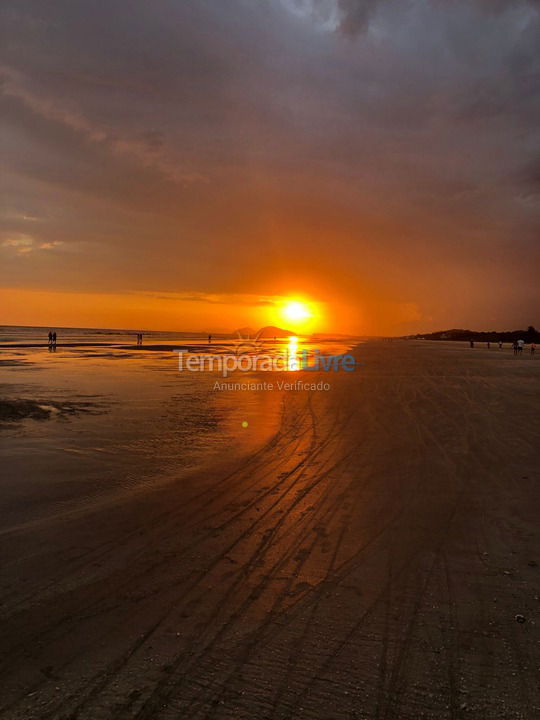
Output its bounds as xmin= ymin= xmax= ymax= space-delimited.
xmin=282 ymin=301 xmax=312 ymax=326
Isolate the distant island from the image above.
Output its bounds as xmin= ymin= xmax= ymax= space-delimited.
xmin=232 ymin=325 xmax=295 ymax=339
xmin=403 ymin=326 xmax=539 ymax=343
xmin=258 ymin=326 xmax=295 ymax=339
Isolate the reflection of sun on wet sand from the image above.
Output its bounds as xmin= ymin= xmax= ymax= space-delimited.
xmin=0 ymin=341 xmax=538 ymax=719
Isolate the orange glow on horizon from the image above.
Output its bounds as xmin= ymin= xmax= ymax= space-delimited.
xmin=0 ymin=287 xmax=433 ymax=335
xmin=0 ymin=288 xmax=333 ymax=335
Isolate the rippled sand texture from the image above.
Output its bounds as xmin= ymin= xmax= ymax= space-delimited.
xmin=0 ymin=341 xmax=538 ymax=719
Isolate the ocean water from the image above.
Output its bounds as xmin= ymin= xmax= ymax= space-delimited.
xmin=0 ymin=324 xmax=231 ymax=345
xmin=0 ymin=325 xmax=356 ymax=530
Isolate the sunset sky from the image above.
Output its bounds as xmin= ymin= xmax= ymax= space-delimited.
xmin=1 ymin=0 xmax=539 ymax=334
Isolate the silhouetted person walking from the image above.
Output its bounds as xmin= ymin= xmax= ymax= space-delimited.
xmin=208 ymin=334 xmax=212 ymax=344
xmin=513 ymin=341 xmax=518 ymax=355
xmin=48 ymin=331 xmax=53 ymax=346
xmin=52 ymin=331 xmax=57 ymax=347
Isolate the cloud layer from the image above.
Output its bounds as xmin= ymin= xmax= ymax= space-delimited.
xmin=1 ymin=0 xmax=539 ymax=332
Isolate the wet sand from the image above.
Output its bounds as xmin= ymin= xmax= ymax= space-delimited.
xmin=0 ymin=342 xmax=538 ymax=719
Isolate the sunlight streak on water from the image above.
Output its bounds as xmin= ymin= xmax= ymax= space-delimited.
xmin=287 ymin=336 xmax=300 ymax=371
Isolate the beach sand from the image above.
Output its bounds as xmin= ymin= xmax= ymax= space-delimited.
xmin=0 ymin=341 xmax=538 ymax=719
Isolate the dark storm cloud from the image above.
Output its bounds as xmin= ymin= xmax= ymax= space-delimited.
xmin=297 ymin=0 xmax=540 ymax=36
xmin=337 ymin=0 xmax=381 ymax=35
xmin=0 ymin=0 xmax=539 ymax=328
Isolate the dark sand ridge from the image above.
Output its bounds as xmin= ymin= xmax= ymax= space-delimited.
xmin=0 ymin=342 xmax=538 ymax=719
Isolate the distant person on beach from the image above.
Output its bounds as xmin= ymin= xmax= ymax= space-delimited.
xmin=499 ymin=340 xmax=503 ymax=349
xmin=517 ymin=339 xmax=524 ymax=354
xmin=469 ymin=340 xmax=474 ymax=348
xmin=531 ymin=343 xmax=536 ymax=355
xmin=48 ymin=331 xmax=53 ymax=346
xmin=513 ymin=341 xmax=518 ymax=355
xmin=52 ymin=331 xmax=57 ymax=346
xmin=208 ymin=334 xmax=212 ymax=344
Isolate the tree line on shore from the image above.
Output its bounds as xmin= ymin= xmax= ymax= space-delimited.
xmin=404 ymin=326 xmax=539 ymax=342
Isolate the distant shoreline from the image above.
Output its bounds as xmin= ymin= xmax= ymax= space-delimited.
xmin=401 ymin=326 xmax=539 ymax=343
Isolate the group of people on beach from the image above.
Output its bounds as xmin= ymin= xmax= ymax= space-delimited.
xmin=512 ymin=340 xmax=535 ymax=355
xmin=136 ymin=333 xmax=143 ymax=346
xmin=47 ymin=330 xmax=57 ymax=349
xmin=469 ymin=338 xmax=535 ymax=355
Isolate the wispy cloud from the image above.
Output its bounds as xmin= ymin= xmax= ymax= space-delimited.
xmin=1 ymin=232 xmax=62 ymax=255
xmin=1 ymin=232 xmax=34 ymax=255
xmin=131 ymin=291 xmax=278 ymax=307
xmin=0 ymin=65 xmax=207 ymax=186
